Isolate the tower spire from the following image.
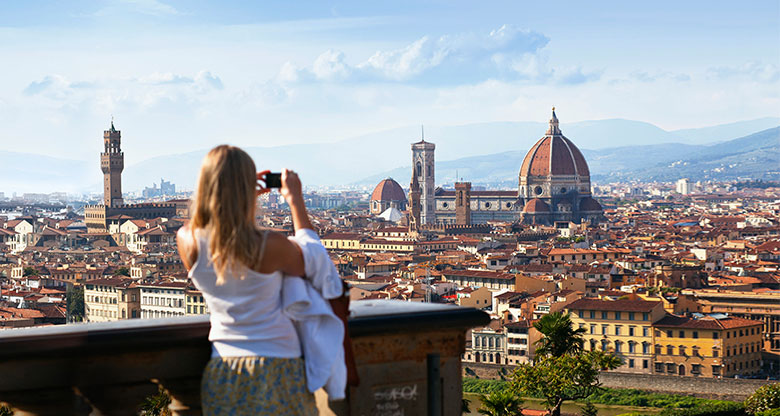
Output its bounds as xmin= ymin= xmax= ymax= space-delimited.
xmin=421 ymin=124 xmax=425 ymax=142
xmin=547 ymin=106 xmax=561 ymax=135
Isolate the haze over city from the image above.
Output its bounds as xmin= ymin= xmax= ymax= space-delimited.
xmin=0 ymin=1 xmax=778 ymax=183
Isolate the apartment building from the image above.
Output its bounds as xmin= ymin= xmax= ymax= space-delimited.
xmin=683 ymin=288 xmax=780 ymax=373
xmin=84 ymin=277 xmax=140 ymax=322
xmin=505 ymin=320 xmax=540 ymax=365
xmin=653 ymin=314 xmax=764 ymax=378
xmin=138 ymin=280 xmax=187 ymax=319
xmin=185 ymin=288 xmax=209 ymax=315
xmin=567 ymin=299 xmax=666 ymax=374
xmin=466 ymin=326 xmax=506 ymax=365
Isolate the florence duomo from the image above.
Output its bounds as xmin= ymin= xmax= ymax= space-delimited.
xmin=374 ymin=108 xmax=605 ymax=228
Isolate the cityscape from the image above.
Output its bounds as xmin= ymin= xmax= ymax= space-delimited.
xmin=0 ymin=1 xmax=778 ymax=416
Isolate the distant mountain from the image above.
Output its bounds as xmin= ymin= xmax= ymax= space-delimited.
xmin=121 ymin=118 xmax=758 ymax=191
xmin=1 ymin=118 xmax=777 ymax=193
xmin=357 ymin=127 xmax=780 ymax=186
xmin=671 ymin=117 xmax=780 ymax=144
xmin=0 ymin=151 xmax=92 ymax=195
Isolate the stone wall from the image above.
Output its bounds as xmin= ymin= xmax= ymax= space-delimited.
xmin=462 ymin=362 xmax=774 ymax=401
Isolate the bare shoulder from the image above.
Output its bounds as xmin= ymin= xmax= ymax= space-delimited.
xmin=257 ymin=230 xmax=304 ymax=276
xmin=177 ymin=225 xmax=197 ymax=270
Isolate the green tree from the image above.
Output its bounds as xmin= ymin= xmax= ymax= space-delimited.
xmin=478 ymin=389 xmax=524 ymax=416
xmin=67 ymin=285 xmax=85 ymax=322
xmin=581 ymin=401 xmax=598 ymax=416
xmin=139 ymin=385 xmax=171 ymax=416
xmin=23 ymin=267 xmax=39 ymax=277
xmin=745 ymin=383 xmax=780 ymax=415
xmin=114 ymin=267 xmax=131 ymax=277
xmin=462 ymin=398 xmax=472 ymax=414
xmin=533 ymin=311 xmax=586 ymax=357
xmin=511 ymin=350 xmax=621 ymax=416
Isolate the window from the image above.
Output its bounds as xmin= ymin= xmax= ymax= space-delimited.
xmin=643 ymin=360 xmax=648 ymax=369
xmin=655 ymin=362 xmax=664 ymax=373
xmin=629 ymin=326 xmax=635 ymax=336
xmin=628 ymin=342 xmax=636 ymax=353
xmin=643 ymin=343 xmax=650 ymax=354
xmin=629 ymin=312 xmax=635 ymax=321
xmin=679 ymin=346 xmax=686 ymax=356
xmin=666 ymin=363 xmax=676 ymax=374
xmin=712 ymin=366 xmax=721 ymax=376
xmin=692 ymin=364 xmax=701 ymax=374
xmin=602 ymin=325 xmax=608 ymax=335
xmin=713 ymin=348 xmax=719 ymax=358
xmin=628 ymin=359 xmax=634 ymax=368
xmin=667 ymin=330 xmax=673 ymax=338
xmin=713 ymin=332 xmax=719 ymax=339
xmin=693 ymin=331 xmax=698 ymax=339
xmin=644 ymin=327 xmax=650 ymax=337
xmin=667 ymin=345 xmax=674 ymax=355
xmin=642 ymin=313 xmax=649 ymax=320
xmin=602 ymin=311 xmax=608 ymax=319
xmin=679 ymin=330 xmax=685 ymax=338
xmin=615 ymin=312 xmax=622 ymax=320
xmin=615 ymin=342 xmax=622 ymax=353
xmin=615 ymin=326 xmax=622 ymax=336
xmin=589 ymin=311 xmax=595 ymax=319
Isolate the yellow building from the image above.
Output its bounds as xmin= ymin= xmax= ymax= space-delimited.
xmin=84 ymin=277 xmax=140 ymax=322
xmin=652 ymin=315 xmax=763 ymax=378
xmin=185 ymin=288 xmax=209 ymax=315
xmin=567 ymin=299 xmax=666 ymax=374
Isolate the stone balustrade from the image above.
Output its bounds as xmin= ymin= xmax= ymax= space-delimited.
xmin=0 ymin=300 xmax=489 ymax=415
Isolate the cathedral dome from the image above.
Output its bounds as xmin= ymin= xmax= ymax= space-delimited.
xmin=519 ymin=110 xmax=590 ymax=177
xmin=371 ymin=178 xmax=406 ymax=202
xmin=579 ymin=197 xmax=603 ymax=212
xmin=523 ymin=198 xmax=550 ymax=213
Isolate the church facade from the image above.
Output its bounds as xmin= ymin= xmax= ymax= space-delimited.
xmin=406 ymin=109 xmax=603 ymax=227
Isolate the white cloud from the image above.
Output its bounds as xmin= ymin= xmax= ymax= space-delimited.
xmin=95 ymin=0 xmax=179 ymax=17
xmin=272 ymin=25 xmax=576 ymax=86
xmin=708 ymin=61 xmax=779 ymax=83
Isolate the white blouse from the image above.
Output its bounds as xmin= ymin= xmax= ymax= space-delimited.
xmin=189 ymin=229 xmax=302 ymax=358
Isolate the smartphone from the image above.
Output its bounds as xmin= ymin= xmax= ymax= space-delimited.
xmin=263 ymin=172 xmax=282 ymax=188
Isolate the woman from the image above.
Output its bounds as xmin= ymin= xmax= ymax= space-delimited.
xmin=177 ymin=145 xmax=322 ymax=415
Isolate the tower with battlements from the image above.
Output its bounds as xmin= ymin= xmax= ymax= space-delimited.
xmin=101 ymin=122 xmax=124 ymax=207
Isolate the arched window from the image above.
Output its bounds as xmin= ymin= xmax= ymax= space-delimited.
xmin=489 ymin=338 xmax=494 ymax=348
xmin=416 ymin=161 xmax=422 ymax=177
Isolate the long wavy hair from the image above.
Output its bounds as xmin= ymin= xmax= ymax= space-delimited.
xmin=190 ymin=145 xmax=262 ymax=284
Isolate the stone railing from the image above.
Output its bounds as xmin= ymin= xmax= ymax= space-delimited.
xmin=0 ymin=300 xmax=489 ymax=415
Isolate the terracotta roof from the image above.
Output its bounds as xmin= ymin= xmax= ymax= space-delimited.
xmin=442 ymin=269 xmax=516 ymax=281
xmin=519 ymin=131 xmax=590 ymax=177
xmin=567 ymin=298 xmax=662 ymax=312
xmin=524 ymin=198 xmax=550 ymax=213
xmin=579 ymin=197 xmax=603 ymax=212
xmin=655 ymin=315 xmax=763 ymax=330
xmin=371 ymin=178 xmax=407 ymax=202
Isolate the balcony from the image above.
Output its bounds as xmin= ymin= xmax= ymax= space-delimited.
xmin=0 ymin=300 xmax=489 ymax=415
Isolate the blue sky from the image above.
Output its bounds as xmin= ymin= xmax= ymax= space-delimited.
xmin=0 ymin=0 xmax=777 ymax=164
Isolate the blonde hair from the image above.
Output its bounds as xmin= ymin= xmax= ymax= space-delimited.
xmin=191 ymin=145 xmax=263 ymax=284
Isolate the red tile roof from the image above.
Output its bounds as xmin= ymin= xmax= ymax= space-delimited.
xmin=566 ymin=298 xmax=662 ymax=312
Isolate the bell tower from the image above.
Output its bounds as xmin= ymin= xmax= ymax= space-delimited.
xmin=101 ymin=120 xmax=124 ymax=207
xmin=411 ymin=134 xmax=436 ymax=225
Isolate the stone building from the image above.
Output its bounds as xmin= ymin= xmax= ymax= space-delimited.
xmin=518 ymin=109 xmax=603 ymax=225
xmin=407 ymin=109 xmax=603 ymax=226
xmin=369 ymin=178 xmax=407 ymax=215
xmin=85 ymin=123 xmax=176 ymax=232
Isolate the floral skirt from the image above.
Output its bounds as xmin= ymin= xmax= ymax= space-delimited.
xmin=201 ymin=356 xmax=317 ymax=416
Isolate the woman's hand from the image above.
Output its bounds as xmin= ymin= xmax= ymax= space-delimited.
xmin=280 ymin=169 xmax=303 ymax=206
xmin=256 ymin=170 xmax=272 ymax=197
xmin=281 ymin=169 xmax=314 ymax=231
